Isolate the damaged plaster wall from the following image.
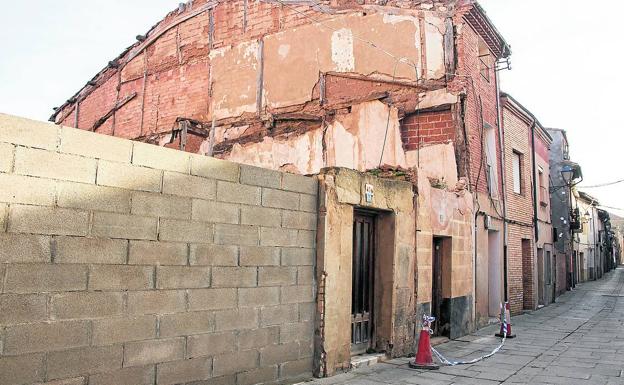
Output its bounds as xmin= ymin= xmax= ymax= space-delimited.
xmin=221 ymin=100 xmax=406 ymax=175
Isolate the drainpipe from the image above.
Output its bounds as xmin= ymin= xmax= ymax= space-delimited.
xmin=530 ymin=122 xmax=539 ymax=242
xmin=495 ymin=68 xmax=509 ymax=303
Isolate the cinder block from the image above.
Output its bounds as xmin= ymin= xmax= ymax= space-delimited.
xmin=189 ymin=244 xmax=238 ymax=266
xmin=4 ymin=264 xmax=87 ymax=294
xmin=298 ymin=303 xmax=315 ymax=323
xmin=89 ymin=265 xmax=154 ymax=290
xmin=279 ymin=322 xmax=313 ymax=344
xmin=56 ymin=236 xmax=127 ymax=264
xmin=0 ymin=173 xmax=56 ymax=206
xmin=159 ymin=311 xmax=215 ymax=337
xmin=238 ymin=327 xmax=279 ymax=350
xmin=261 ymin=189 xmax=299 ymax=210
xmin=129 ymin=241 xmax=188 ymax=265
xmin=240 ymin=165 xmax=281 ymax=188
xmin=156 ymin=357 xmax=212 ymax=385
xmin=131 ymin=192 xmax=191 ymax=219
xmin=260 ymin=342 xmax=299 ymax=366
xmin=0 ymin=233 xmax=51 ymax=263
xmin=163 ymin=171 xmax=216 ymax=201
xmin=57 ymin=181 xmax=131 ymax=213
xmin=157 ymin=266 xmax=211 ymax=289
xmin=127 ymin=290 xmax=186 ymax=315
xmin=191 ymin=155 xmax=239 ymax=182
xmin=92 ymin=212 xmax=158 ymax=240
xmin=46 ymin=345 xmax=123 ymax=379
xmin=282 ymin=211 xmax=317 ymax=230
xmin=0 ymin=353 xmax=45 ymax=385
xmin=59 ymin=126 xmax=133 ymax=163
xmin=297 ymin=230 xmax=316 ymax=249
xmin=297 ymin=266 xmax=314 ymax=285
xmin=214 ymin=224 xmax=258 ymax=246
xmin=187 ymin=332 xmax=236 ymax=358
xmin=0 ymin=294 xmax=47 ymax=325
xmin=92 ymin=316 xmax=157 ymax=345
xmin=259 ymin=227 xmax=298 ymax=247
xmin=133 ymin=142 xmax=191 ymax=173
xmin=259 ymin=267 xmax=297 ymax=286
xmin=50 ymin=292 xmax=123 ymax=319
xmin=14 ymin=146 xmax=96 ymax=183
xmin=97 ymin=160 xmax=162 ymax=192
xmin=281 ymin=286 xmax=314 ymax=304
xmin=260 ymin=304 xmax=298 ymax=327
xmin=8 ymin=205 xmax=89 ymax=236
xmin=282 ymin=173 xmax=317 ymax=195
xmin=279 ymin=357 xmax=313 ymax=378
xmin=4 ymin=320 xmax=89 ymax=354
xmin=192 ymin=199 xmax=240 ymax=224
xmin=299 ymin=194 xmax=317 ymax=213
xmin=212 ymin=267 xmax=257 ymax=288
xmin=0 ymin=142 xmax=13 ymax=172
xmin=0 ymin=113 xmax=59 ymax=149
xmin=281 ymin=248 xmax=314 ymax=266
xmin=158 ymin=219 xmax=212 ymax=243
xmin=124 ymin=338 xmax=185 ymax=367
xmin=239 ymin=287 xmax=280 ymax=307
xmin=240 ymin=246 xmax=280 ymax=266
xmin=213 ymin=350 xmax=258 ymax=377
xmin=240 ymin=206 xmax=281 ymax=227
xmin=237 ymin=366 xmax=278 ymax=385
xmin=88 ymin=366 xmax=155 ymax=385
xmin=187 ymin=288 xmax=237 ymax=311
xmin=216 ymin=181 xmax=260 ymax=205
xmin=215 ymin=308 xmax=258 ymax=331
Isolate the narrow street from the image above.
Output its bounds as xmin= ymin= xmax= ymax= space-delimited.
xmin=305 ymin=268 xmax=624 ymax=385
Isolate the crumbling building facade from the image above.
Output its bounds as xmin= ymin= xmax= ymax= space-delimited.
xmin=50 ymin=0 xmax=512 ymax=378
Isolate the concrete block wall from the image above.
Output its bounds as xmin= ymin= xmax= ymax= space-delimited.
xmin=0 ymin=113 xmax=317 ymax=385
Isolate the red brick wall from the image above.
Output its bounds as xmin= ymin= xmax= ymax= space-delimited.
xmin=57 ymin=0 xmax=332 ymax=141
xmin=400 ymin=110 xmax=455 ymax=151
xmin=451 ymin=11 xmax=503 ymax=197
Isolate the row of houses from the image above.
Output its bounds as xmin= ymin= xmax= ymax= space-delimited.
xmin=46 ymin=0 xmax=618 ymax=378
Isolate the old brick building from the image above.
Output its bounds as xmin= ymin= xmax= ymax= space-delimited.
xmin=49 ymin=0 xmax=512 ymax=379
xmin=500 ymin=93 xmax=554 ymax=315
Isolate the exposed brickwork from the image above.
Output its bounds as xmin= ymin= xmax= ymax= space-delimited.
xmin=0 ymin=114 xmax=317 ymax=385
xmin=400 ymin=110 xmax=455 ymax=151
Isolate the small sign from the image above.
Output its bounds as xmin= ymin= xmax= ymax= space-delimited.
xmin=365 ymin=184 xmax=374 ymax=203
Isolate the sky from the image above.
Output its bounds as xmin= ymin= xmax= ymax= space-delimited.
xmin=1 ymin=1 xmax=623 ymax=211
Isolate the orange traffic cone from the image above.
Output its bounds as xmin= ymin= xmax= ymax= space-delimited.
xmin=495 ymin=302 xmax=516 ymax=338
xmin=409 ymin=315 xmax=439 ymax=370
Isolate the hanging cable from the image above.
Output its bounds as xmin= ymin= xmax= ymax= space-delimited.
xmin=579 ymin=179 xmax=624 ymax=189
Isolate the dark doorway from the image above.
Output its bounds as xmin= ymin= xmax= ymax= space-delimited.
xmin=351 ymin=212 xmax=375 ymax=354
xmin=432 ymin=237 xmax=451 ymax=337
xmin=521 ymin=239 xmax=532 ymax=310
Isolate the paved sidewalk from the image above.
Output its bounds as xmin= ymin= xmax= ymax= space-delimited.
xmin=304 ymin=267 xmax=624 ymax=384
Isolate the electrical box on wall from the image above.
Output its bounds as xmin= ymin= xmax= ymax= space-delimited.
xmin=484 ymin=215 xmax=492 ymax=230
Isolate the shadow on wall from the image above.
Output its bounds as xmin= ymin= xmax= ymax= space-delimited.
xmin=0 ymin=113 xmax=319 ymax=385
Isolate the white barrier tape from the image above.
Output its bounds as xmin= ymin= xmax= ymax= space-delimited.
xmin=430 ymin=323 xmax=507 ymax=367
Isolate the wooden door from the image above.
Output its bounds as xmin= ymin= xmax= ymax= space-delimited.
xmin=351 ymin=213 xmax=375 ymax=354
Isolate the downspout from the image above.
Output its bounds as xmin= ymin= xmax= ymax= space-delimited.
xmin=495 ymin=69 xmax=509 ymax=303
xmin=530 ymin=122 xmax=539 ymax=242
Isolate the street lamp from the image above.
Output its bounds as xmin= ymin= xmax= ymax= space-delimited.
xmin=561 ymin=166 xmax=575 ymax=187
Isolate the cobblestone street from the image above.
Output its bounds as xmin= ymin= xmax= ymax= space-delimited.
xmin=304 ymin=267 xmax=624 ymax=385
